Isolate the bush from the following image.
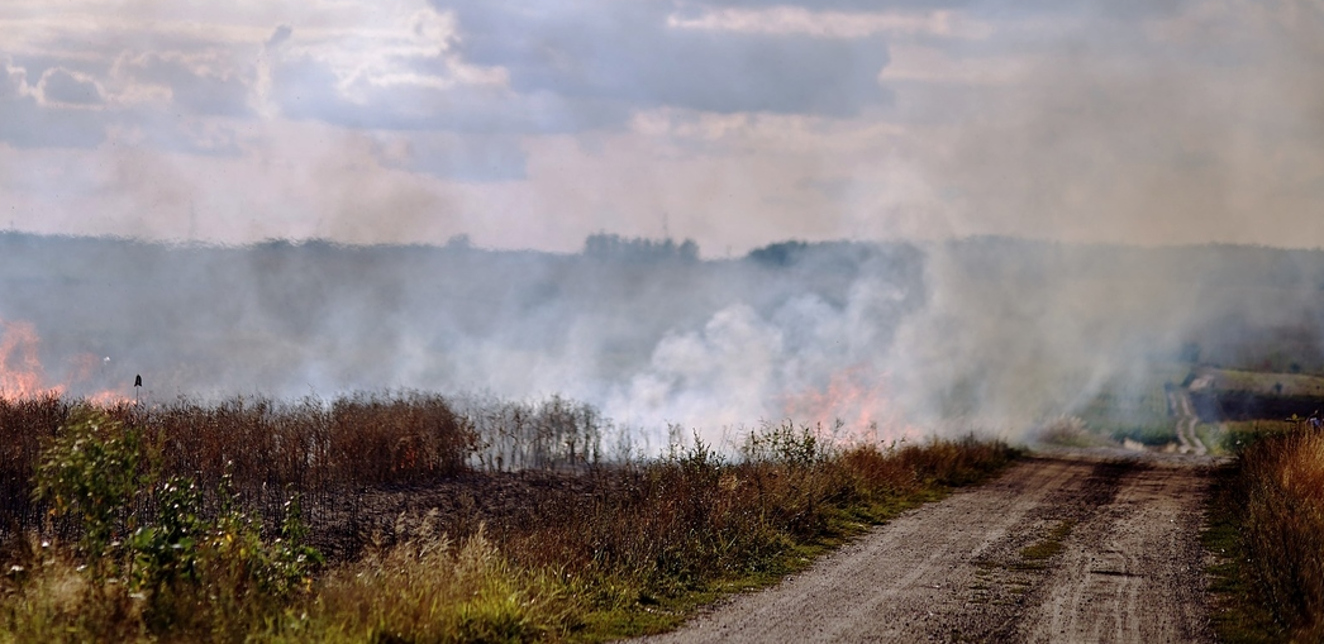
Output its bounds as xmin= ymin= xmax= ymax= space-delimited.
xmin=34 ymin=410 xmax=148 ymax=574
xmin=14 ymin=409 xmax=321 ymax=641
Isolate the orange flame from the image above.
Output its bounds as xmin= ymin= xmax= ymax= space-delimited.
xmin=0 ymin=319 xmax=64 ymax=400
xmin=781 ymin=365 xmax=921 ymax=444
xmin=0 ymin=318 xmax=130 ymax=405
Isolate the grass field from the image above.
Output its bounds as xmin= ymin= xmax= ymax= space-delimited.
xmin=0 ymin=394 xmax=1017 ymax=643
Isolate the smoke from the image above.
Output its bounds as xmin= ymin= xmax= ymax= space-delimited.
xmin=5 ymin=232 xmax=1324 ymax=454
xmin=2 ymin=1 xmax=1324 ymax=450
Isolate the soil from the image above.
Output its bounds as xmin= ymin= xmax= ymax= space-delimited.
xmin=639 ymin=450 xmax=1218 ymax=643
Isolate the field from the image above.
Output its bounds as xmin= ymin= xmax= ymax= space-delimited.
xmin=0 ymin=393 xmax=1016 ymax=643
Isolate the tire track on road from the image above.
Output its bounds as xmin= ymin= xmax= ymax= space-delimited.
xmin=639 ymin=453 xmax=1215 ymax=644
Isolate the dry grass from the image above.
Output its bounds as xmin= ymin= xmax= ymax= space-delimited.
xmin=1206 ymin=421 xmax=1324 ymax=641
xmin=1236 ymin=425 xmax=1324 ymax=640
xmin=305 ymin=521 xmax=578 ymax=643
xmin=0 ymin=393 xmax=486 ymax=537
xmin=0 ymin=396 xmax=1018 ymax=642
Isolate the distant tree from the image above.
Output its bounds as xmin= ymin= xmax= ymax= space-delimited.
xmin=747 ymin=241 xmax=808 ymax=267
xmin=582 ymin=233 xmax=699 ymax=263
xmin=678 ymin=239 xmax=699 ymax=261
xmin=445 ymin=234 xmax=472 ymax=250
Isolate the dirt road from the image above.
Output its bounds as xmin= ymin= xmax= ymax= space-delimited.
xmin=641 ymin=451 xmax=1215 ymax=643
xmin=1168 ymin=384 xmax=1209 ymax=456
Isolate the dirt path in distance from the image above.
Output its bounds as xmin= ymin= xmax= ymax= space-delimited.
xmin=1168 ymin=385 xmax=1208 ymax=455
xmin=639 ymin=451 xmax=1216 ymax=644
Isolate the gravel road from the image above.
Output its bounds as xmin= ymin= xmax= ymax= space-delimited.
xmin=640 ymin=451 xmax=1216 ymax=643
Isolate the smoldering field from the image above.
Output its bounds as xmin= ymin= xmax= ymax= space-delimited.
xmin=4 ymin=232 xmax=1324 ymax=447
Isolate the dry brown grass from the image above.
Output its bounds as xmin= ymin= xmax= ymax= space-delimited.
xmin=1238 ymin=425 xmax=1324 ymax=639
xmin=0 ymin=393 xmax=481 ymax=536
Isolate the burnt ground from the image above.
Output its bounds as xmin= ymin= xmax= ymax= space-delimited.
xmin=640 ymin=451 xmax=1217 ymax=644
xmin=297 ymin=469 xmax=603 ymax=563
xmin=1188 ymin=390 xmax=1324 ymax=422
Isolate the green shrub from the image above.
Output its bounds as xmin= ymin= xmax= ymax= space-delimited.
xmin=34 ymin=410 xmax=148 ymax=576
xmin=18 ymin=409 xmax=321 ymax=641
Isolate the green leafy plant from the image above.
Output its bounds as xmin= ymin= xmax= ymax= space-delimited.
xmin=27 ymin=409 xmax=322 ymax=639
xmin=34 ymin=410 xmax=147 ymax=578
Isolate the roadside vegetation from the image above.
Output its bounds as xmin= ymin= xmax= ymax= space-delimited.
xmin=1204 ymin=418 xmax=1324 ymax=643
xmin=0 ymin=394 xmax=1017 ymax=643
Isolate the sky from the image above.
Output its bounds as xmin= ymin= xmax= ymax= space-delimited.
xmin=1 ymin=0 xmax=1322 ymax=255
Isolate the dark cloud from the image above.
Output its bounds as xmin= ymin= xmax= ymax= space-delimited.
xmin=441 ymin=0 xmax=892 ymax=116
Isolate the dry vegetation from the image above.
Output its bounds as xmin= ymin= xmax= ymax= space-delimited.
xmin=0 ymin=394 xmax=1016 ymax=642
xmin=1205 ymin=420 xmax=1324 ymax=642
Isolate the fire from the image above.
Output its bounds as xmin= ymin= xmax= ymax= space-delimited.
xmin=0 ymin=319 xmax=64 ymax=400
xmin=0 ymin=318 xmax=130 ymax=405
xmin=781 ymin=365 xmax=921 ymax=445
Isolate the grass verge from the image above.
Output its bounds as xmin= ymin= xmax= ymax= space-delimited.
xmin=1202 ymin=463 xmax=1283 ymax=643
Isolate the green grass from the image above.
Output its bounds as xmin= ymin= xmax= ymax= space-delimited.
xmin=1015 ymin=520 xmax=1076 ymax=570
xmin=1202 ymin=464 xmax=1285 ymax=643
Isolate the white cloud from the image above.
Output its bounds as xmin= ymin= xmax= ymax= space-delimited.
xmin=667 ymin=7 xmax=993 ymax=39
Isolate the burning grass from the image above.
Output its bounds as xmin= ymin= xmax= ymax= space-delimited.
xmin=0 ymin=394 xmax=1017 ymax=642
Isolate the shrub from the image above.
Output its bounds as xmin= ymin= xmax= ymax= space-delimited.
xmin=15 ymin=409 xmax=321 ymax=641
xmin=34 ymin=410 xmax=148 ymax=576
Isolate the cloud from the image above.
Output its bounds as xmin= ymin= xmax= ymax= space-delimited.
xmin=39 ymin=68 xmax=104 ymax=106
xmin=444 ymin=0 xmax=894 ymax=117
xmin=118 ymin=52 xmax=254 ymax=117
xmin=0 ymin=61 xmax=30 ymax=100
xmin=268 ymin=53 xmax=626 ymax=134
xmin=0 ymin=61 xmax=105 ymax=148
